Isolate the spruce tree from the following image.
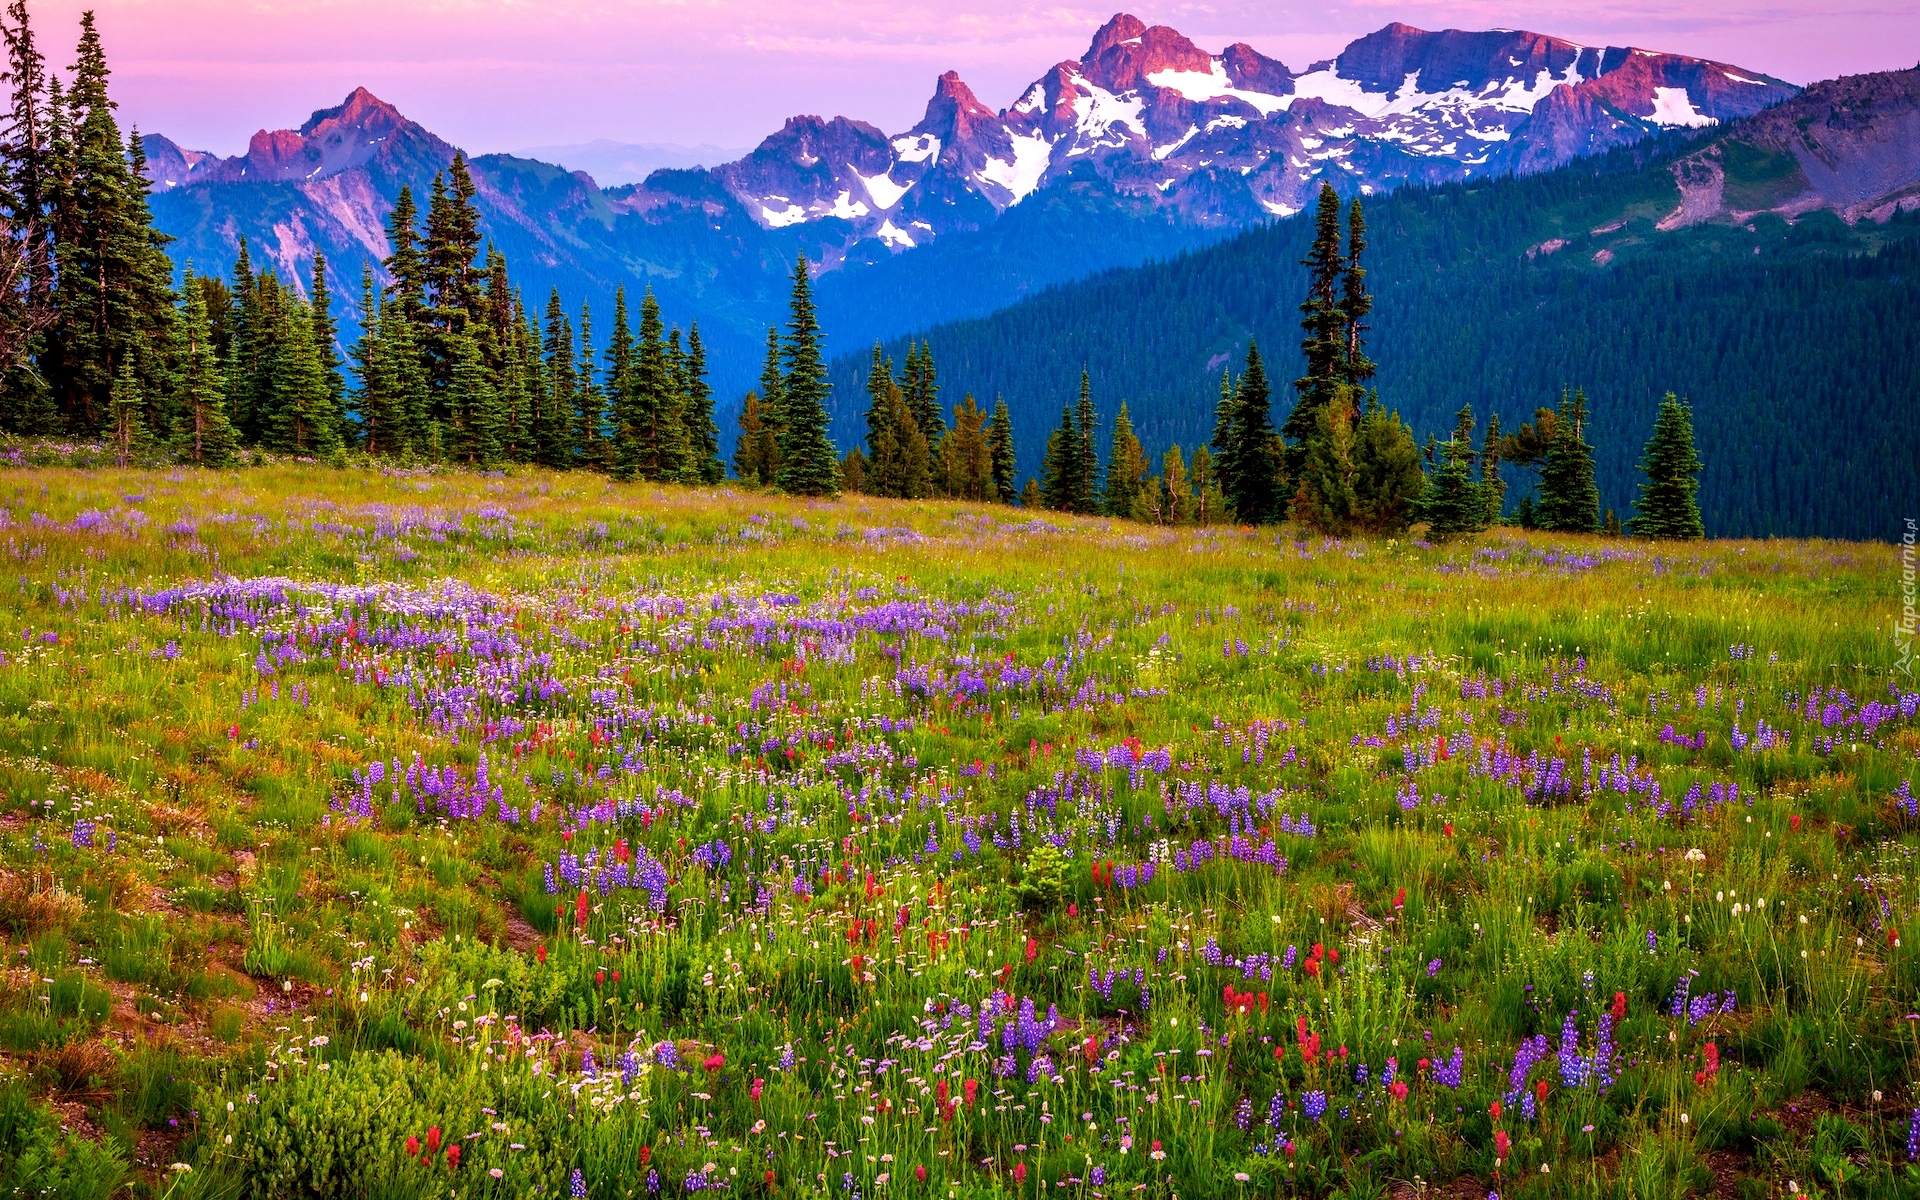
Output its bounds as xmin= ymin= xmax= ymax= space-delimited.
xmin=774 ymin=257 xmax=839 ymax=496
xmin=384 ymin=185 xmax=426 ymax=324
xmin=734 ymin=389 xmax=769 ymax=486
xmin=1 ymin=0 xmax=57 ymax=432
xmin=539 ymin=290 xmax=578 ymax=467
xmin=309 ymin=251 xmax=345 ymax=446
xmin=683 ymin=325 xmax=723 ymax=483
xmin=107 ymin=360 xmax=147 ymax=465
xmin=604 ymin=286 xmax=638 ymax=480
xmin=904 ymin=341 xmax=943 ymax=451
xmin=1340 ymin=198 xmax=1374 ymax=389
xmin=1537 ymin=388 xmax=1602 ymax=533
xmin=1220 ymin=344 xmax=1281 ymax=524
xmin=942 ymin=393 xmax=992 ymax=501
xmin=1626 ymin=393 xmax=1705 ymax=539
xmin=987 ymin=396 xmax=1017 ymax=504
xmin=1293 ymin=385 xmax=1359 ymax=533
xmin=1019 ymin=477 xmax=1041 ymax=509
xmin=1039 ymin=404 xmax=1074 ymax=511
xmin=863 ymin=344 xmax=895 ymax=469
xmin=268 ymin=305 xmax=338 ymax=457
xmin=448 ymin=332 xmax=501 ymax=469
xmin=1351 ymin=394 xmax=1424 ymax=534
xmin=1478 ymin=412 xmax=1506 ymax=526
xmin=656 ymin=324 xmax=693 ymax=482
xmin=1071 ymin=369 xmax=1100 ymax=515
xmin=1209 ymin=369 xmax=1239 ymax=516
xmin=174 ymin=270 xmax=236 ymax=466
xmin=754 ymin=326 xmax=785 ymax=482
xmin=1284 ymin=182 xmax=1346 ymax=482
xmin=576 ymin=303 xmax=610 ymax=471
xmin=1421 ymin=405 xmax=1489 ymax=537
xmin=52 ymin=16 xmax=176 ymax=434
xmin=1102 ymin=401 xmax=1149 ymax=520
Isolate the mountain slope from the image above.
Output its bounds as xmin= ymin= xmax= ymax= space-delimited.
xmin=141 ymin=14 xmax=1799 ymax=411
xmin=830 ymin=69 xmax=1920 ymax=542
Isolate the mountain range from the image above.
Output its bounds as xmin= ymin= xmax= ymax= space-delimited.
xmin=142 ymin=13 xmax=1802 ymax=405
xmin=837 ymin=66 xmax=1920 ymax=541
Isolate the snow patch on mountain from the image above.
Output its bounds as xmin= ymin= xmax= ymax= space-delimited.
xmin=1145 ymin=61 xmax=1289 ymax=113
xmin=1649 ymin=87 xmax=1716 ymax=127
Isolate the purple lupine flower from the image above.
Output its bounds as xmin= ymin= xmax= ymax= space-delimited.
xmin=572 ymin=1169 xmax=588 ymax=1198
xmin=1302 ymin=1091 xmax=1327 ymax=1121
xmin=1426 ymin=958 xmax=1442 ymax=977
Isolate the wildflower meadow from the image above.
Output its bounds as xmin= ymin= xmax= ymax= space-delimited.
xmin=0 ymin=463 xmax=1916 ymax=1200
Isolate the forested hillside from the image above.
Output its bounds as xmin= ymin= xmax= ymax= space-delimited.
xmin=832 ymin=131 xmax=1920 ymax=541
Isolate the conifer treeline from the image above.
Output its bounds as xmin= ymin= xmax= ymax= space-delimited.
xmin=0 ymin=3 xmax=728 ymax=479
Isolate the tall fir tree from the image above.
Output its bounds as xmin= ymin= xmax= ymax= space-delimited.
xmin=1102 ymin=401 xmax=1150 ymax=520
xmin=1217 ymin=343 xmax=1281 ymax=523
xmin=174 ymin=268 xmax=236 ymax=466
xmin=308 ymin=251 xmax=344 ymax=446
xmin=267 ymin=303 xmax=338 ymax=458
xmin=1626 ymin=394 xmax=1705 ymax=539
xmin=1070 ymin=368 xmax=1100 ymax=515
xmin=107 ymin=359 xmax=146 ymax=465
xmin=1159 ymin=445 xmax=1192 ymax=524
xmin=986 ymin=396 xmax=1017 ymax=504
xmin=682 ymin=325 xmax=723 ymax=483
xmin=0 ymin=0 xmax=58 ymax=432
xmin=904 ymin=341 xmax=943 ymax=451
xmin=1537 ymin=388 xmax=1602 ymax=533
xmin=941 ymin=393 xmax=992 ymax=501
xmin=1039 ymin=403 xmax=1074 ymax=512
xmin=539 ymin=289 xmax=579 ymax=467
xmin=1293 ymin=385 xmax=1360 ymax=533
xmin=1351 ymin=394 xmax=1424 ymax=534
xmin=604 ymin=285 xmax=639 ymax=480
xmin=1284 ymin=182 xmax=1347 ymax=482
xmin=1340 ymin=198 xmax=1374 ymax=389
xmin=1478 ymin=412 xmax=1506 ymax=526
xmin=774 ymin=257 xmax=839 ymax=496
xmin=1421 ymin=404 xmax=1492 ymax=537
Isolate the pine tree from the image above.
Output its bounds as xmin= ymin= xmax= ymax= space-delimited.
xmin=1285 ymin=182 xmax=1346 ymax=482
xmin=539 ymin=290 xmax=578 ymax=467
xmin=683 ymin=325 xmax=723 ymax=483
xmin=498 ymin=299 xmax=534 ymax=464
xmin=839 ymin=447 xmax=868 ymax=493
xmin=268 ymin=304 xmax=338 ymax=457
xmin=942 ymin=393 xmax=992 ymax=501
xmin=1479 ymin=412 xmax=1506 ymax=527
xmin=1351 ymin=394 xmax=1424 ymax=534
xmin=1219 ymin=344 xmax=1281 ymax=524
xmin=863 ymin=343 xmax=895 ymax=465
xmin=774 ymin=257 xmax=839 ymax=496
xmin=0 ymin=0 xmax=58 ymax=432
xmin=653 ymin=323 xmax=692 ymax=482
xmin=734 ymin=389 xmax=769 ymax=486
xmin=1019 ymin=477 xmax=1041 ymax=509
xmin=309 ymin=251 xmax=345 ymax=447
xmin=604 ymin=286 xmax=638 ymax=480
xmin=174 ymin=269 xmax=236 ymax=466
xmin=753 ymin=326 xmax=785 ymax=483
xmin=1537 ymin=388 xmax=1601 ymax=533
xmin=1340 ymin=198 xmax=1374 ymax=389
xmin=987 ymin=396 xmax=1017 ymax=504
xmin=383 ymin=185 xmax=426 ymax=324
xmin=1208 ymin=369 xmax=1238 ymax=516
xmin=1626 ymin=394 xmax=1705 ymax=539
xmin=1102 ymin=400 xmax=1149 ymax=520
xmin=904 ymin=341 xmax=943 ymax=451
xmin=447 ymin=332 xmax=501 ymax=469
xmin=1070 ymin=369 xmax=1100 ymax=515
xmin=107 ymin=360 xmax=147 ymax=465
xmin=1293 ymin=385 xmax=1359 ymax=533
xmin=576 ymin=303 xmax=610 ymax=471
xmin=52 ymin=16 xmax=177 ymax=434
xmin=1039 ymin=403 xmax=1074 ymax=511
xmin=1421 ymin=405 xmax=1490 ymax=537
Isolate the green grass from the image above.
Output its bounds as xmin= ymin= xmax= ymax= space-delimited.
xmin=0 ymin=462 xmax=1914 ymax=1200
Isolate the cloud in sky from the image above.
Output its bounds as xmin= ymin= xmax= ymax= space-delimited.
xmin=34 ymin=0 xmax=1920 ymax=156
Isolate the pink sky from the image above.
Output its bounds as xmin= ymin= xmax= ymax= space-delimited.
xmin=34 ymin=0 xmax=1920 ymax=156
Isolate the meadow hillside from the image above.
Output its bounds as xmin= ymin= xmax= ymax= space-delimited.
xmin=0 ymin=464 xmax=1916 ymax=1200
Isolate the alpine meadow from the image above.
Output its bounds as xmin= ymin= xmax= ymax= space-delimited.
xmin=1 ymin=4 xmax=1918 ymax=1200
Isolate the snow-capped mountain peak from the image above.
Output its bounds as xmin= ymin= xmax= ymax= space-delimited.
xmin=702 ymin=12 xmax=1795 ymax=250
